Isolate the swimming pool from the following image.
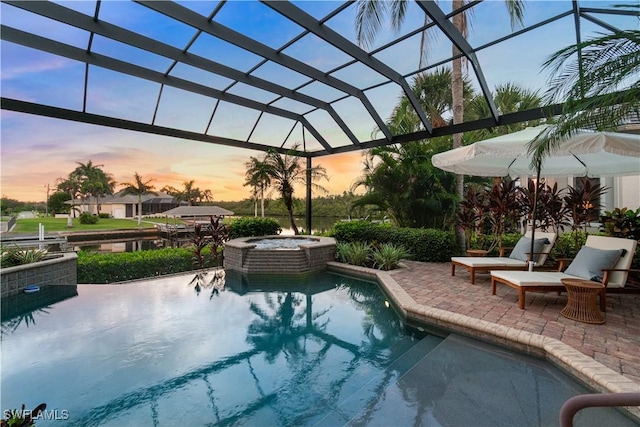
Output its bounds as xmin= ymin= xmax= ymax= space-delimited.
xmin=1 ymin=271 xmax=635 ymax=426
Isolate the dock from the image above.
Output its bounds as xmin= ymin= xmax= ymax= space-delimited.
xmin=0 ymin=233 xmax=69 ymax=250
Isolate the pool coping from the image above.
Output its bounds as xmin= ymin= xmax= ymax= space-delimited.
xmin=326 ymin=261 xmax=640 ymax=421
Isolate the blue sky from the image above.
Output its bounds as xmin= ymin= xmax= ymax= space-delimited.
xmin=1 ymin=0 xmax=637 ymax=202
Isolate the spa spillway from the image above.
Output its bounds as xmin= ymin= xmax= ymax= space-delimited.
xmin=224 ymin=236 xmax=336 ymax=274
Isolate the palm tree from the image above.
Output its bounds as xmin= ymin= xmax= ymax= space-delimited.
xmin=72 ymin=161 xmax=115 ymax=215
xmin=466 ymin=83 xmax=542 ymax=141
xmin=181 ymin=180 xmax=201 ymax=206
xmin=244 ymin=155 xmax=272 ymax=218
xmin=56 ymin=174 xmax=82 ymax=218
xmin=352 ymin=138 xmax=458 ymax=228
xmin=262 ymin=145 xmax=329 ymax=235
xmin=200 ymin=189 xmax=214 ymax=204
xmin=387 ymin=68 xmax=473 ymax=133
xmin=530 ymin=18 xmax=640 ymax=166
xmin=163 ymin=181 xmax=202 ymax=206
xmin=161 ymin=185 xmax=179 ymax=197
xmin=355 ymin=0 xmax=525 ymax=249
xmin=90 ymin=170 xmax=116 ymax=216
xmin=120 ymin=172 xmax=159 ymax=226
xmin=354 ymin=69 xmax=472 ymax=228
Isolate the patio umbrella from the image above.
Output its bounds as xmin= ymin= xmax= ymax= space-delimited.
xmin=432 ymin=125 xmax=640 ymax=269
xmin=431 ymin=125 xmax=640 ymax=178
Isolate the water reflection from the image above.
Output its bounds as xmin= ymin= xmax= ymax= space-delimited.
xmin=2 ymin=272 xmax=424 ymax=426
xmin=71 ymin=216 xmax=343 ymax=253
xmin=1 ymin=285 xmax=78 ymax=335
xmin=189 ymin=269 xmax=226 ymax=299
xmin=74 ymin=237 xmax=188 ymax=253
xmin=3 ymin=272 xmax=633 ymax=427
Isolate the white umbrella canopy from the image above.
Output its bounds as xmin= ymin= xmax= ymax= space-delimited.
xmin=432 ymin=125 xmax=640 ymax=178
xmin=433 ymin=125 xmax=639 ymax=271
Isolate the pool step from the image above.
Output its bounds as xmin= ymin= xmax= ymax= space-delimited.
xmin=314 ymin=333 xmax=444 ymax=426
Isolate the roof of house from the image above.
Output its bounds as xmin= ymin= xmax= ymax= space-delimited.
xmin=66 ymin=191 xmax=176 ymax=205
xmin=160 ymin=206 xmax=234 ymax=217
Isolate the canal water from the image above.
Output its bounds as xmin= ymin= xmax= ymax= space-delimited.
xmin=74 ymin=216 xmax=342 ymax=253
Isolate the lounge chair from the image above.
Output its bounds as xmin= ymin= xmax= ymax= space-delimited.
xmin=491 ymin=235 xmax=638 ymax=310
xmin=451 ymin=231 xmax=557 ymax=284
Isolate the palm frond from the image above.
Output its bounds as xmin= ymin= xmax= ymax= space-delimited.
xmin=532 ymin=28 xmax=640 ymax=167
xmin=543 ymin=30 xmax=640 ymax=103
xmin=505 ymin=0 xmax=526 ymax=30
xmin=355 ymin=0 xmax=388 ymax=49
xmin=389 ymin=0 xmax=408 ymax=32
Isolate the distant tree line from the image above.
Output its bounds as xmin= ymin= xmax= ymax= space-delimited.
xmin=215 ymin=192 xmax=373 ymax=220
xmin=0 ymin=198 xmax=46 ymax=216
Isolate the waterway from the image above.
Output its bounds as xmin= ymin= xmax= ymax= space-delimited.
xmin=73 ymin=216 xmax=343 ymax=253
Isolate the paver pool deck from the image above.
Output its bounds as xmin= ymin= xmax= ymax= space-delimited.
xmin=328 ymin=260 xmax=640 ymax=419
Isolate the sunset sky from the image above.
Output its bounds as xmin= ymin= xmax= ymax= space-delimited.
xmin=2 ymin=0 xmax=636 ymax=202
xmin=0 ymin=110 xmax=366 ymax=202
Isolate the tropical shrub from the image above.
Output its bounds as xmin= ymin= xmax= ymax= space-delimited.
xmin=600 ymin=207 xmax=640 ymax=240
xmin=335 ymin=241 xmax=410 ymax=270
xmin=79 ymin=212 xmax=98 ymax=224
xmin=98 ymin=213 xmax=110 ymax=219
xmin=371 ymin=243 xmax=411 ymax=271
xmin=470 ymin=233 xmax=522 ymax=256
xmin=549 ymin=231 xmax=589 ymax=261
xmin=563 ymin=178 xmax=607 ymax=233
xmin=331 ymin=221 xmax=456 ymax=262
xmin=189 ymin=217 xmax=229 ymax=268
xmin=457 ymin=186 xmax=485 ymax=249
xmin=228 ymin=217 xmax=281 ymax=238
xmin=1 ymin=246 xmax=48 ymax=268
xmin=335 ymin=241 xmax=371 ymax=266
xmin=458 ymin=177 xmax=606 ymax=252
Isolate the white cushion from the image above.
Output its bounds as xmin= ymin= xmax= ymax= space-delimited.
xmin=491 ymin=271 xmax=575 ymax=287
xmin=452 ymin=257 xmax=527 ymax=268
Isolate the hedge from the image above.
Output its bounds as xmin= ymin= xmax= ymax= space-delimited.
xmin=78 ymin=217 xmax=283 ymax=283
xmin=330 ymin=221 xmax=458 ymax=262
xmin=77 ymin=247 xmax=216 ymax=284
xmin=228 ymin=217 xmax=282 ymax=239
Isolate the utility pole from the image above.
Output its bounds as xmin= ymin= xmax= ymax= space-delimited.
xmin=45 ymin=183 xmax=50 ymax=217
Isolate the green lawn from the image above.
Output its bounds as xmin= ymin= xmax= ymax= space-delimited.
xmin=8 ymin=217 xmax=159 ymax=234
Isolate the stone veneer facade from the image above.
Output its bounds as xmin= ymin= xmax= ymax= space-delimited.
xmin=224 ymin=236 xmax=336 ymax=274
xmin=1 ymin=252 xmax=78 ymax=297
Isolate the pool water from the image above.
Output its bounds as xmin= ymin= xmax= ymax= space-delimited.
xmin=1 ymin=271 xmax=636 ymax=426
xmin=249 ymin=237 xmax=316 ymax=250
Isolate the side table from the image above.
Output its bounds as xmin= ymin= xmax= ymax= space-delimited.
xmin=560 ymin=278 xmax=605 ymax=324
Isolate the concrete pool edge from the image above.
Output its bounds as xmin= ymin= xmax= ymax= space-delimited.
xmin=326 ymin=261 xmax=640 ymax=421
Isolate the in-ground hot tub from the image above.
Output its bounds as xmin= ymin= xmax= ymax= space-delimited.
xmin=224 ymin=235 xmax=336 ymax=274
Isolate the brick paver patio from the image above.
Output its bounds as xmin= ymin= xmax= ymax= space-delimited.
xmin=388 ymin=261 xmax=640 ymax=385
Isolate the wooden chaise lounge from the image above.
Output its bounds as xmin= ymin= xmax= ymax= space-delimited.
xmin=490 ymin=235 xmax=638 ymax=310
xmin=451 ymin=231 xmax=557 ymax=284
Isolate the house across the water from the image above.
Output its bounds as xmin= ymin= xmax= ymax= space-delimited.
xmin=66 ymin=191 xmax=181 ymax=218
